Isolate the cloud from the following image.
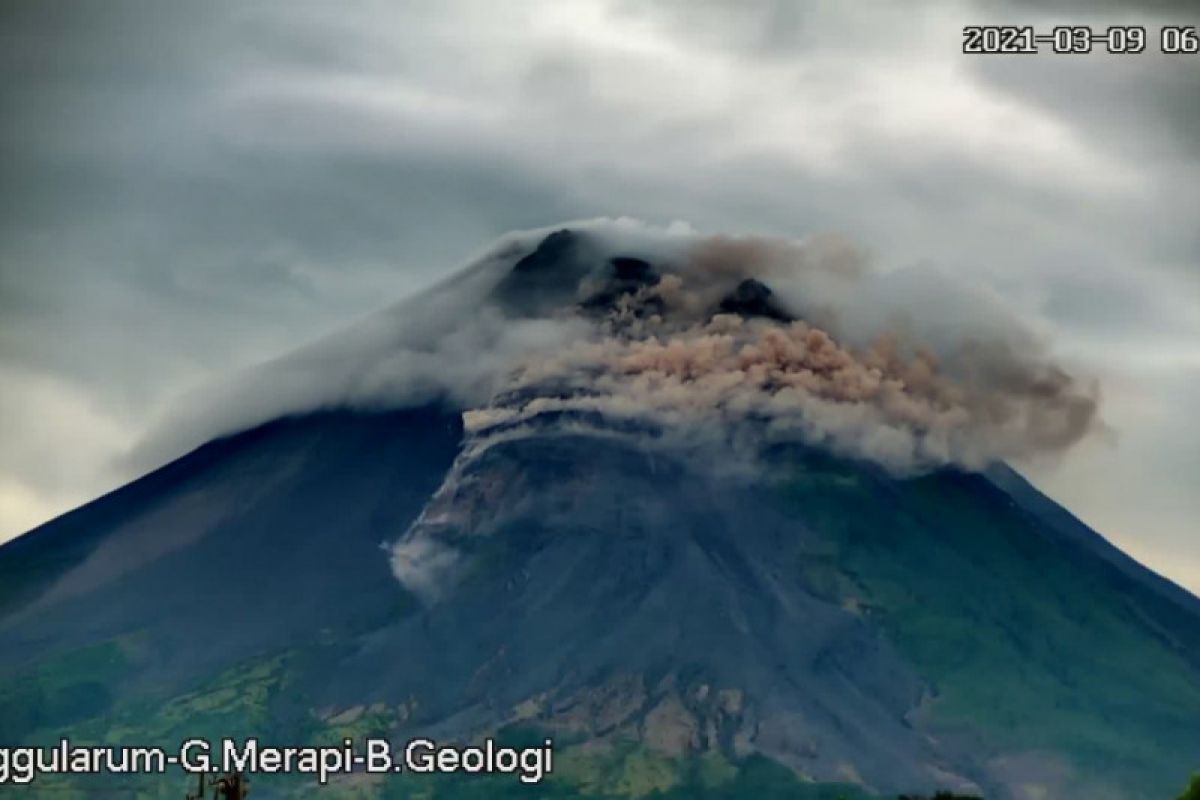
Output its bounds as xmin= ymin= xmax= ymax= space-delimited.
xmin=0 ymin=366 xmax=133 ymax=542
xmin=136 ymin=221 xmax=1099 ymax=480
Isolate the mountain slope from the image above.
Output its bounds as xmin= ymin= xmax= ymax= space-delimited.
xmin=0 ymin=408 xmax=461 ymax=729
xmin=2 ymin=224 xmax=1197 ymax=799
xmin=0 ymin=408 xmax=1197 ymax=798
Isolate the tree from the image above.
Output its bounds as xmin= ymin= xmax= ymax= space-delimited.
xmin=1178 ymin=773 xmax=1200 ymax=800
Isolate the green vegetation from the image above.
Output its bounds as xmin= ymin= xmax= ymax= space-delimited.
xmin=0 ymin=638 xmax=877 ymax=798
xmin=769 ymin=449 xmax=1200 ymax=798
xmin=0 ymin=646 xmax=299 ymax=797
xmin=19 ymin=628 xmax=1189 ymax=800
xmin=0 ymin=637 xmax=140 ymax=742
xmin=370 ymin=750 xmax=877 ymax=800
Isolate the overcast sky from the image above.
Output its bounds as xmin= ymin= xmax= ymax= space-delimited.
xmin=1 ymin=0 xmax=1197 ymax=592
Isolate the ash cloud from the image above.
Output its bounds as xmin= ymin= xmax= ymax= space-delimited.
xmin=135 ymin=218 xmax=1100 ymax=476
xmin=470 ymin=315 xmax=1097 ymax=472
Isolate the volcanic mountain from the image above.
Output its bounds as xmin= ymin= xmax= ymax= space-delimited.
xmin=1 ymin=223 xmax=1197 ymax=799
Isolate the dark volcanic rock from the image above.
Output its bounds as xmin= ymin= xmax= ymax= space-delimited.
xmin=512 ymin=229 xmax=578 ymax=274
xmin=718 ymin=277 xmax=793 ymax=322
xmin=493 ymin=229 xmax=595 ymax=315
xmin=580 ymin=255 xmax=662 ymax=313
xmin=370 ymin=432 xmax=938 ymax=789
xmin=610 ymin=256 xmax=654 ymax=282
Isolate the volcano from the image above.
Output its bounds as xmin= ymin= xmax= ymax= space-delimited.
xmin=1 ymin=224 xmax=1197 ymax=799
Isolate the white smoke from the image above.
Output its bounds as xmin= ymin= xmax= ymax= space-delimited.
xmin=132 ymin=218 xmax=1099 ymax=476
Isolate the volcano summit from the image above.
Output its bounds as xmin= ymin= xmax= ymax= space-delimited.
xmin=0 ymin=221 xmax=1196 ymax=799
